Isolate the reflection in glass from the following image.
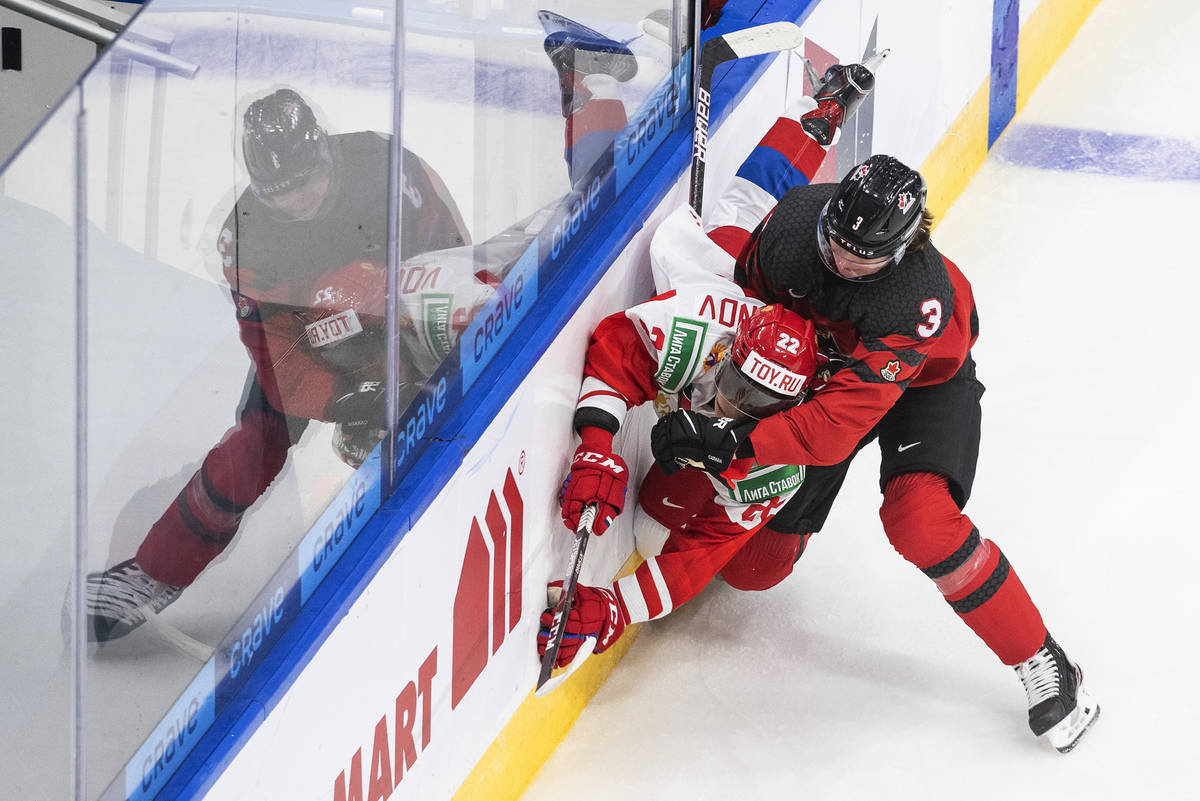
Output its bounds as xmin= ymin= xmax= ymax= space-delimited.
xmin=1 ymin=0 xmax=689 ymax=797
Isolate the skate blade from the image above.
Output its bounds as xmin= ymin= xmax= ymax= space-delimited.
xmin=1046 ymin=684 xmax=1100 ymax=753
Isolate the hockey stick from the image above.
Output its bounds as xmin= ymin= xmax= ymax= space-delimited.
xmin=141 ymin=605 xmax=215 ymax=663
xmin=535 ymin=503 xmax=597 ymax=695
xmin=689 ymin=21 xmax=805 ymax=215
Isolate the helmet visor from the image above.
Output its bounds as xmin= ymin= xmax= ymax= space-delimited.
xmin=715 ymin=356 xmax=807 ymax=420
xmin=816 ymin=201 xmax=904 ymax=283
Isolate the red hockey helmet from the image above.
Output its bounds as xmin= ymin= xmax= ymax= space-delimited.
xmin=715 ymin=304 xmax=818 ymax=419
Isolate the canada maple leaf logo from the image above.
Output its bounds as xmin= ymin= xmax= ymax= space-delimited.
xmin=881 ymin=360 xmax=901 ymax=382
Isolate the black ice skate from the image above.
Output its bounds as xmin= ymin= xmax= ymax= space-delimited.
xmin=1014 ymin=633 xmax=1100 ymax=752
xmin=86 ymin=558 xmax=183 ymax=642
xmin=800 ymin=50 xmax=888 ymax=146
xmin=539 ymin=9 xmax=638 ymax=115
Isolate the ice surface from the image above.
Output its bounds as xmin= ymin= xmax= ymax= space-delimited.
xmin=520 ymin=1 xmax=1200 ymax=798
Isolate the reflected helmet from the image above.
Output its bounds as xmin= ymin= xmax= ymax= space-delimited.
xmin=242 ymin=88 xmax=333 ymax=198
xmin=817 ymin=155 xmax=926 ymax=281
xmin=715 ymin=305 xmax=818 ymax=419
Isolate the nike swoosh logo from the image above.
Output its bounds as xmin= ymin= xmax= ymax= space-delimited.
xmin=662 ymin=497 xmax=684 ymax=509
xmin=897 ymin=442 xmax=921 ymax=452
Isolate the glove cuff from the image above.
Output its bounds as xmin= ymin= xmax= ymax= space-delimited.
xmin=578 ymin=425 xmax=615 ymax=452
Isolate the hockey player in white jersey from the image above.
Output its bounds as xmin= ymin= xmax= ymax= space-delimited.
xmin=537 ymin=206 xmax=828 ymax=669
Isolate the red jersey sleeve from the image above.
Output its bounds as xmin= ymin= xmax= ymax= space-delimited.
xmin=748 ymin=328 xmax=937 ymax=466
xmin=232 ymin=295 xmax=344 ymax=421
xmin=574 ymin=311 xmax=661 ymax=431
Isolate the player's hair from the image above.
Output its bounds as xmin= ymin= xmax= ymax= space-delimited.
xmin=909 ymin=208 xmax=935 ymax=252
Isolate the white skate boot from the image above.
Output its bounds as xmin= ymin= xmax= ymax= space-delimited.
xmin=86 ymin=558 xmax=183 ymax=642
xmin=1014 ymin=633 xmax=1100 ymax=752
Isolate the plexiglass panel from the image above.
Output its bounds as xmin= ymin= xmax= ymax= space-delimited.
xmin=1 ymin=1 xmax=690 ymax=798
xmin=0 ymin=90 xmax=81 ymax=801
xmin=391 ymin=0 xmax=691 ymax=480
xmin=79 ymin=2 xmax=397 ymax=797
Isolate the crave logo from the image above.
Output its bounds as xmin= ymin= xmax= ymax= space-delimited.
xmin=451 ymin=466 xmax=525 ymax=708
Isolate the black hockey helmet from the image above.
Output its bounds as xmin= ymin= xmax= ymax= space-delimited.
xmin=817 ymin=155 xmax=926 ymax=281
xmin=242 ymin=88 xmax=333 ymax=199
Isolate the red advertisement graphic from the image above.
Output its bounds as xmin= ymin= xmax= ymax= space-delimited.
xmin=451 ymin=468 xmax=525 ymax=709
xmin=332 ymin=647 xmax=437 ymax=801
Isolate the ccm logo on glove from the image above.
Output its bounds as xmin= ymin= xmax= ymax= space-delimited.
xmin=559 ymin=445 xmax=629 ymax=535
xmin=574 ymin=451 xmax=625 ymax=472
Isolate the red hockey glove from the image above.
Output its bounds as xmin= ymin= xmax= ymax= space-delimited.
xmin=537 ymin=582 xmax=629 ymax=668
xmin=559 ymin=436 xmax=628 ymax=535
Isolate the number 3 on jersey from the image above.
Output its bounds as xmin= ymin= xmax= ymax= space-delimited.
xmin=916 ymin=298 xmax=942 ymax=338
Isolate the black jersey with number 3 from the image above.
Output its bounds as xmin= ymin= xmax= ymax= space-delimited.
xmin=217 ymin=132 xmax=469 ymax=421
xmin=735 ymin=183 xmax=979 ymax=467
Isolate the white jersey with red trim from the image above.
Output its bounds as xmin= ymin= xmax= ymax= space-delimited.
xmin=573 ymin=205 xmax=809 ymax=625
xmin=577 ymin=204 xmax=761 ymax=423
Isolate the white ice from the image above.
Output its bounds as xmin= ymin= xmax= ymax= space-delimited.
xmin=520 ymin=1 xmax=1200 ymax=799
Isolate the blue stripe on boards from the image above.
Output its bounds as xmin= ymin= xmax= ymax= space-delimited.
xmin=736 ymin=145 xmax=809 ymax=200
xmin=993 ymin=123 xmax=1200 ymax=181
xmin=989 ymin=0 xmax=1019 ymax=147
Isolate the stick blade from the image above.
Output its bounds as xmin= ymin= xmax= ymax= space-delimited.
xmin=534 ymin=505 xmax=598 ymax=693
xmin=720 ymin=21 xmax=804 ymax=60
xmin=861 ymin=48 xmax=890 ymax=75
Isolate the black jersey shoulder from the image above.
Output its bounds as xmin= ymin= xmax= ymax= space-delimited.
xmin=750 ymin=183 xmax=836 ymax=300
xmin=743 ymin=182 xmax=954 ymax=343
xmin=220 ymin=132 xmax=391 ymax=295
xmin=849 ymin=242 xmax=954 ymax=341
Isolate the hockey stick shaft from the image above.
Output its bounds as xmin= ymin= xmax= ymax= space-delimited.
xmin=689 ymin=21 xmax=805 ymax=214
xmin=535 ymin=504 xmax=597 ymax=691
xmin=142 ymin=609 xmax=215 ymax=663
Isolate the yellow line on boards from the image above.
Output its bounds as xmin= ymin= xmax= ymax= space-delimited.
xmin=451 ymin=551 xmax=644 ymax=801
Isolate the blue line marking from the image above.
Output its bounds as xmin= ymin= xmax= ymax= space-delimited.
xmin=992 ymin=123 xmax=1200 ymax=181
xmin=989 ymin=0 xmax=1019 ymax=148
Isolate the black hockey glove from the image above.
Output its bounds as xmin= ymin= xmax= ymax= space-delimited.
xmin=329 ymin=379 xmax=422 ymax=428
xmin=332 ymin=421 xmax=387 ymax=468
xmin=328 ymin=379 xmax=390 ymax=429
xmin=812 ymin=332 xmax=849 ymax=393
xmin=650 ymin=409 xmax=756 ymax=476
xmin=801 ymin=63 xmax=876 ymax=146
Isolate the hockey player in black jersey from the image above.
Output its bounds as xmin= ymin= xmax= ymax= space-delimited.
xmin=85 ymin=88 xmax=474 ymax=641
xmin=652 ymin=72 xmax=1099 ymax=751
